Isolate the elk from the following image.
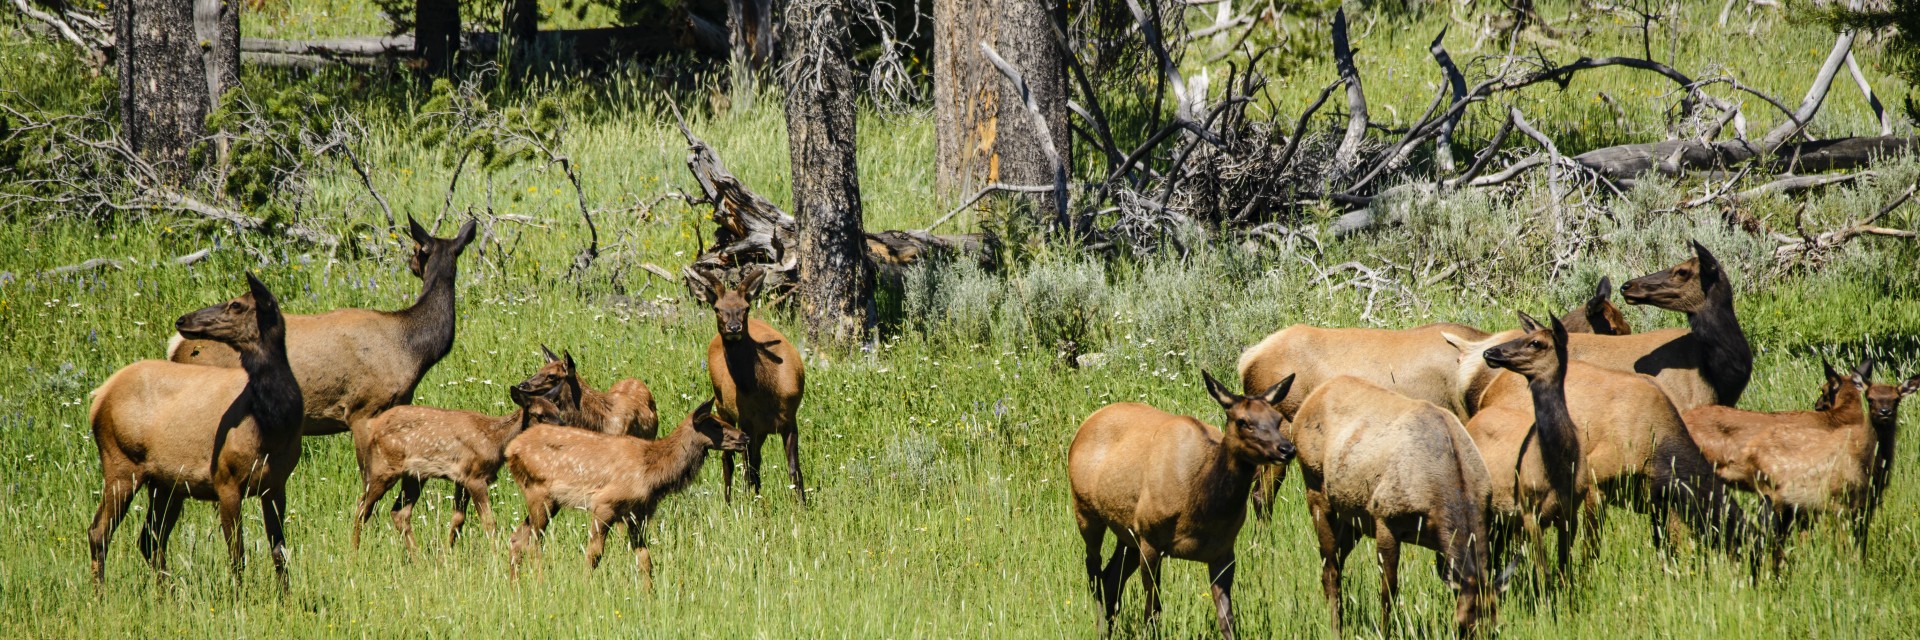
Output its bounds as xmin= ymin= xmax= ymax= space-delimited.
xmin=516 ymin=345 xmax=660 ymax=438
xmin=1570 ymin=241 xmax=1752 ymax=411
xmin=351 ymin=386 xmax=560 ymax=551
xmin=1069 ymin=372 xmax=1297 ymax=640
xmin=694 ymin=267 xmax=807 ymax=505
xmin=505 ymin=398 xmax=751 ymax=584
xmin=88 ymin=274 xmax=304 ymax=588
xmin=1682 ymin=358 xmax=1918 ymax=565
xmin=1286 ymin=376 xmax=1497 ymax=638
xmin=1445 ymin=323 xmax=1755 ymax=555
xmin=1459 ymin=313 xmax=1588 ymax=580
xmin=1557 ymin=276 xmax=1632 ymax=336
xmin=169 ymin=216 xmax=476 ymax=438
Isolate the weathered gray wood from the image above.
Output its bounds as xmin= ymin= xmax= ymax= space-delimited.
xmin=119 ymin=0 xmax=212 ymax=181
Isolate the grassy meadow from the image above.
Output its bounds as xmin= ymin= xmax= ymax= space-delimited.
xmin=4 ymin=1 xmax=1920 ymax=637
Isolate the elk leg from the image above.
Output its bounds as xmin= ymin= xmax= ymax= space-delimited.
xmin=465 ymin=478 xmax=497 ymax=535
xmin=216 ymin=484 xmax=246 ymax=585
xmin=351 ymin=472 xmax=398 ymax=549
xmin=1375 ymin=521 xmax=1401 ymax=636
xmin=509 ymin=489 xmax=555 ymax=580
xmin=721 ymin=450 xmax=736 ymax=504
xmin=744 ymin=440 xmax=765 ymax=496
xmin=584 ymin=506 xmax=616 ymax=572
xmin=626 ymin=517 xmax=653 ymax=592
xmin=1580 ymin=492 xmax=1604 ymax=561
xmin=1556 ymin=518 xmax=1577 ymax=578
xmin=1208 ymin=556 xmax=1237 ymax=640
xmin=783 ymin=429 xmax=807 ymax=507
xmin=1075 ymin=513 xmax=1107 ymax=626
xmin=88 ymin=468 xmax=140 ymax=586
xmin=448 ymin=482 xmax=471 ymax=548
xmin=390 ymin=476 xmax=424 ymax=554
xmin=1138 ymin=544 xmax=1165 ymax=627
xmin=261 ymin=487 xmax=291 ymax=592
xmin=1101 ymin=543 xmax=1141 ymax=622
xmin=138 ymin=484 xmax=186 ymax=584
xmin=1313 ymin=496 xmax=1354 ymax=635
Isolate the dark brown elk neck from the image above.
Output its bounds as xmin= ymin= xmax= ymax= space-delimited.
xmin=721 ymin=336 xmax=777 ymax=381
xmin=639 ymin=423 xmax=716 ymax=499
xmin=395 ymin=256 xmax=460 ymax=372
xmin=1863 ymin=396 xmax=1898 ymax=500
xmin=1195 ymin=441 xmax=1261 ymax=519
xmin=1525 ymin=370 xmax=1581 ymax=501
xmin=1688 ymin=279 xmax=1751 ymax=406
xmin=236 ymin=331 xmax=303 ymax=434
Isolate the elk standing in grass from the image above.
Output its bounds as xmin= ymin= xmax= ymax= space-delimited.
xmin=169 ymin=216 xmax=476 ymax=439
xmin=351 ymin=386 xmax=560 ymax=551
xmin=1069 ymin=372 xmax=1297 ymax=640
xmin=517 ymin=345 xmax=659 ymax=438
xmin=88 ymin=274 xmax=303 ymax=588
xmin=1683 ymin=358 xmax=1918 ymax=566
xmin=1570 ymin=241 xmax=1752 ymax=411
xmin=1287 ymin=376 xmax=1499 ymax=638
xmin=1459 ymin=313 xmax=1588 ymax=581
xmin=695 ymin=268 xmax=807 ymax=505
xmin=505 ymin=398 xmax=750 ymax=583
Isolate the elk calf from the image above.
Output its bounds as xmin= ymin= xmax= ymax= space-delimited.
xmin=1558 ymin=276 xmax=1632 ymax=336
xmin=696 ymin=268 xmax=807 ymax=505
xmin=506 ymin=399 xmax=750 ymax=584
xmin=1069 ymin=372 xmax=1296 ymax=640
xmin=1683 ymin=358 xmax=1918 ymax=564
xmin=1288 ymin=376 xmax=1498 ymax=638
xmin=517 ymin=346 xmax=659 ymax=438
xmin=352 ymin=387 xmax=559 ymax=551
xmin=89 ymin=274 xmax=304 ymax=588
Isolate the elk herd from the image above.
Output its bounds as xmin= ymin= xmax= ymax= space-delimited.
xmin=77 ymin=216 xmax=1914 ymax=638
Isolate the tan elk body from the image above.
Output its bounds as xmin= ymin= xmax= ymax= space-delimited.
xmin=696 ymin=268 xmax=808 ymax=504
xmin=1068 ymin=373 xmax=1297 ymax=640
xmin=88 ymin=274 xmax=304 ymax=588
xmin=351 ymin=387 xmax=559 ymax=550
xmin=518 ymin=346 xmax=660 ymax=438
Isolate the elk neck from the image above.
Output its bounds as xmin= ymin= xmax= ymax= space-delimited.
xmin=236 ymin=326 xmax=303 ymax=434
xmin=1195 ymin=432 xmax=1261 ymax=518
xmin=641 ymin=421 xmax=717 ymax=498
xmin=397 ymin=252 xmax=460 ymax=369
xmin=1524 ymin=362 xmax=1581 ymax=500
xmin=1688 ymin=276 xmax=1752 ymax=406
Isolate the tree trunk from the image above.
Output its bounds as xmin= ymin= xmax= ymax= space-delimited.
xmin=501 ymin=0 xmax=538 ymax=71
xmin=193 ymin=0 xmax=240 ymax=101
xmin=119 ymin=0 xmax=214 ymax=182
xmin=728 ymin=0 xmax=776 ymax=69
xmin=933 ymin=0 xmax=1068 ymax=211
xmin=415 ymin=0 xmax=461 ymax=74
xmin=783 ymin=0 xmax=872 ymax=349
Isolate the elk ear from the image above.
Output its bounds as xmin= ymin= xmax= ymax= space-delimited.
xmin=1822 ymin=359 xmax=1843 ymax=381
xmin=1691 ymin=241 xmax=1723 ymax=279
xmin=1202 ymin=370 xmax=1239 ymax=409
xmin=540 ymin=344 xmax=560 ymax=363
xmin=692 ymin=399 xmax=716 ymax=423
xmin=1591 ymin=276 xmax=1613 ymax=303
xmin=1258 ymin=374 xmax=1295 ymax=408
xmin=509 ymin=385 xmax=531 ymax=407
xmin=1515 ymin=310 xmax=1546 ymax=334
xmin=244 ymin=272 xmax=280 ymax=318
xmin=738 ymin=267 xmax=768 ymax=298
xmin=452 ymin=217 xmax=478 ymax=249
xmin=1549 ymin=316 xmax=1569 ymax=344
xmin=1440 ymin=332 xmax=1470 ymax=353
xmin=1900 ymin=375 xmax=1920 ymax=397
xmin=562 ymin=350 xmax=577 ymax=374
xmin=1857 ymin=357 xmax=1876 ymax=385
xmin=407 ymin=215 xmax=431 ymax=244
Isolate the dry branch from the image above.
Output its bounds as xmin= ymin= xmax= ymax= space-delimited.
xmin=1774 ymin=178 xmax=1918 ymax=267
xmin=1330 ymin=9 xmax=1368 ymax=174
xmin=667 ymin=99 xmax=799 ymax=292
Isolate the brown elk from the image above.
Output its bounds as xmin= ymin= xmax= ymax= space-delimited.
xmin=516 ymin=345 xmax=660 ymax=438
xmin=88 ymin=274 xmax=303 ymax=588
xmin=1445 ymin=324 xmax=1755 ymax=555
xmin=1571 ymin=241 xmax=1752 ymax=411
xmin=1068 ymin=372 xmax=1297 ymax=640
xmin=351 ymin=386 xmax=561 ymax=551
xmin=169 ymin=216 xmax=476 ymax=438
xmin=1557 ymin=276 xmax=1632 ymax=336
xmin=1459 ymin=313 xmax=1589 ymax=580
xmin=1286 ymin=376 xmax=1498 ymax=638
xmin=505 ymin=398 xmax=750 ymax=584
xmin=1682 ymin=358 xmax=1918 ymax=565
xmin=695 ymin=267 xmax=807 ymax=505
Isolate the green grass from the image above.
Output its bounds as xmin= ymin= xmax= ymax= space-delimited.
xmin=4 ymin=1 xmax=1920 ymax=637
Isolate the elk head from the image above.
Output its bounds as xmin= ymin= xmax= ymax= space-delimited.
xmin=1581 ymin=276 xmax=1631 ymax=336
xmin=514 ymin=346 xmax=580 ymax=405
xmin=1481 ymin=312 xmax=1568 ymax=380
xmin=683 ymin=400 xmax=751 ymax=451
xmin=510 ymin=385 xmax=566 ymax=425
xmin=1202 ymin=371 xmax=1297 ymax=468
xmin=697 ymin=267 xmax=768 ymax=343
xmin=1813 ymin=360 xmax=1853 ymax=411
xmin=405 ymin=215 xmax=478 ymax=279
xmin=176 ymin=272 xmax=285 ymax=349
xmin=1620 ymin=241 xmax=1725 ymax=313
xmin=1852 ymin=357 xmax=1920 ymax=425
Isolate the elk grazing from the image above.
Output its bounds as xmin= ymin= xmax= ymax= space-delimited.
xmin=695 ymin=267 xmax=807 ymax=505
xmin=1286 ymin=376 xmax=1497 ymax=638
xmin=168 ymin=216 xmax=476 ymax=437
xmin=516 ymin=345 xmax=660 ymax=438
xmin=1458 ymin=313 xmax=1588 ymax=580
xmin=88 ymin=274 xmax=304 ymax=588
xmin=1445 ymin=322 xmax=1754 ymax=555
xmin=1568 ymin=241 xmax=1752 ymax=411
xmin=1557 ymin=276 xmax=1632 ymax=336
xmin=1682 ymin=358 xmax=1918 ymax=564
xmin=1069 ymin=372 xmax=1297 ymax=640
xmin=351 ymin=386 xmax=561 ymax=551
xmin=505 ymin=398 xmax=751 ymax=584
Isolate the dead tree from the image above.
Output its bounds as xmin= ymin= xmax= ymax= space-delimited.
xmin=932 ymin=0 xmax=1069 ymax=213
xmin=117 ymin=0 xmax=238 ymax=181
xmin=782 ymin=0 xmax=874 ymax=348
xmin=730 ymin=0 xmax=776 ymax=69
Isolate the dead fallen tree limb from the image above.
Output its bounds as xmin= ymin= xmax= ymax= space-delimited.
xmin=1330 ymin=8 xmax=1368 ymax=174
xmin=1774 ymin=177 xmax=1918 ymax=268
xmin=667 ymin=99 xmax=799 ymax=294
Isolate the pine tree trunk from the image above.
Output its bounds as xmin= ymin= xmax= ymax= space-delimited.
xmin=932 ymin=0 xmax=1067 ymax=211
xmin=118 ymin=0 xmax=214 ymax=182
xmin=728 ymin=0 xmax=776 ymax=69
xmin=193 ymin=0 xmax=239 ymax=100
xmin=415 ymin=0 xmax=461 ymax=74
xmin=782 ymin=0 xmax=872 ymax=349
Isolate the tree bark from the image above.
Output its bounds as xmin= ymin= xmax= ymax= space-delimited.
xmin=119 ymin=0 xmax=214 ymax=182
xmin=415 ymin=0 xmax=461 ymax=74
xmin=783 ymin=0 xmax=872 ymax=349
xmin=728 ymin=0 xmax=775 ymax=69
xmin=193 ymin=0 xmax=239 ymax=101
xmin=933 ymin=0 xmax=1068 ymax=212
